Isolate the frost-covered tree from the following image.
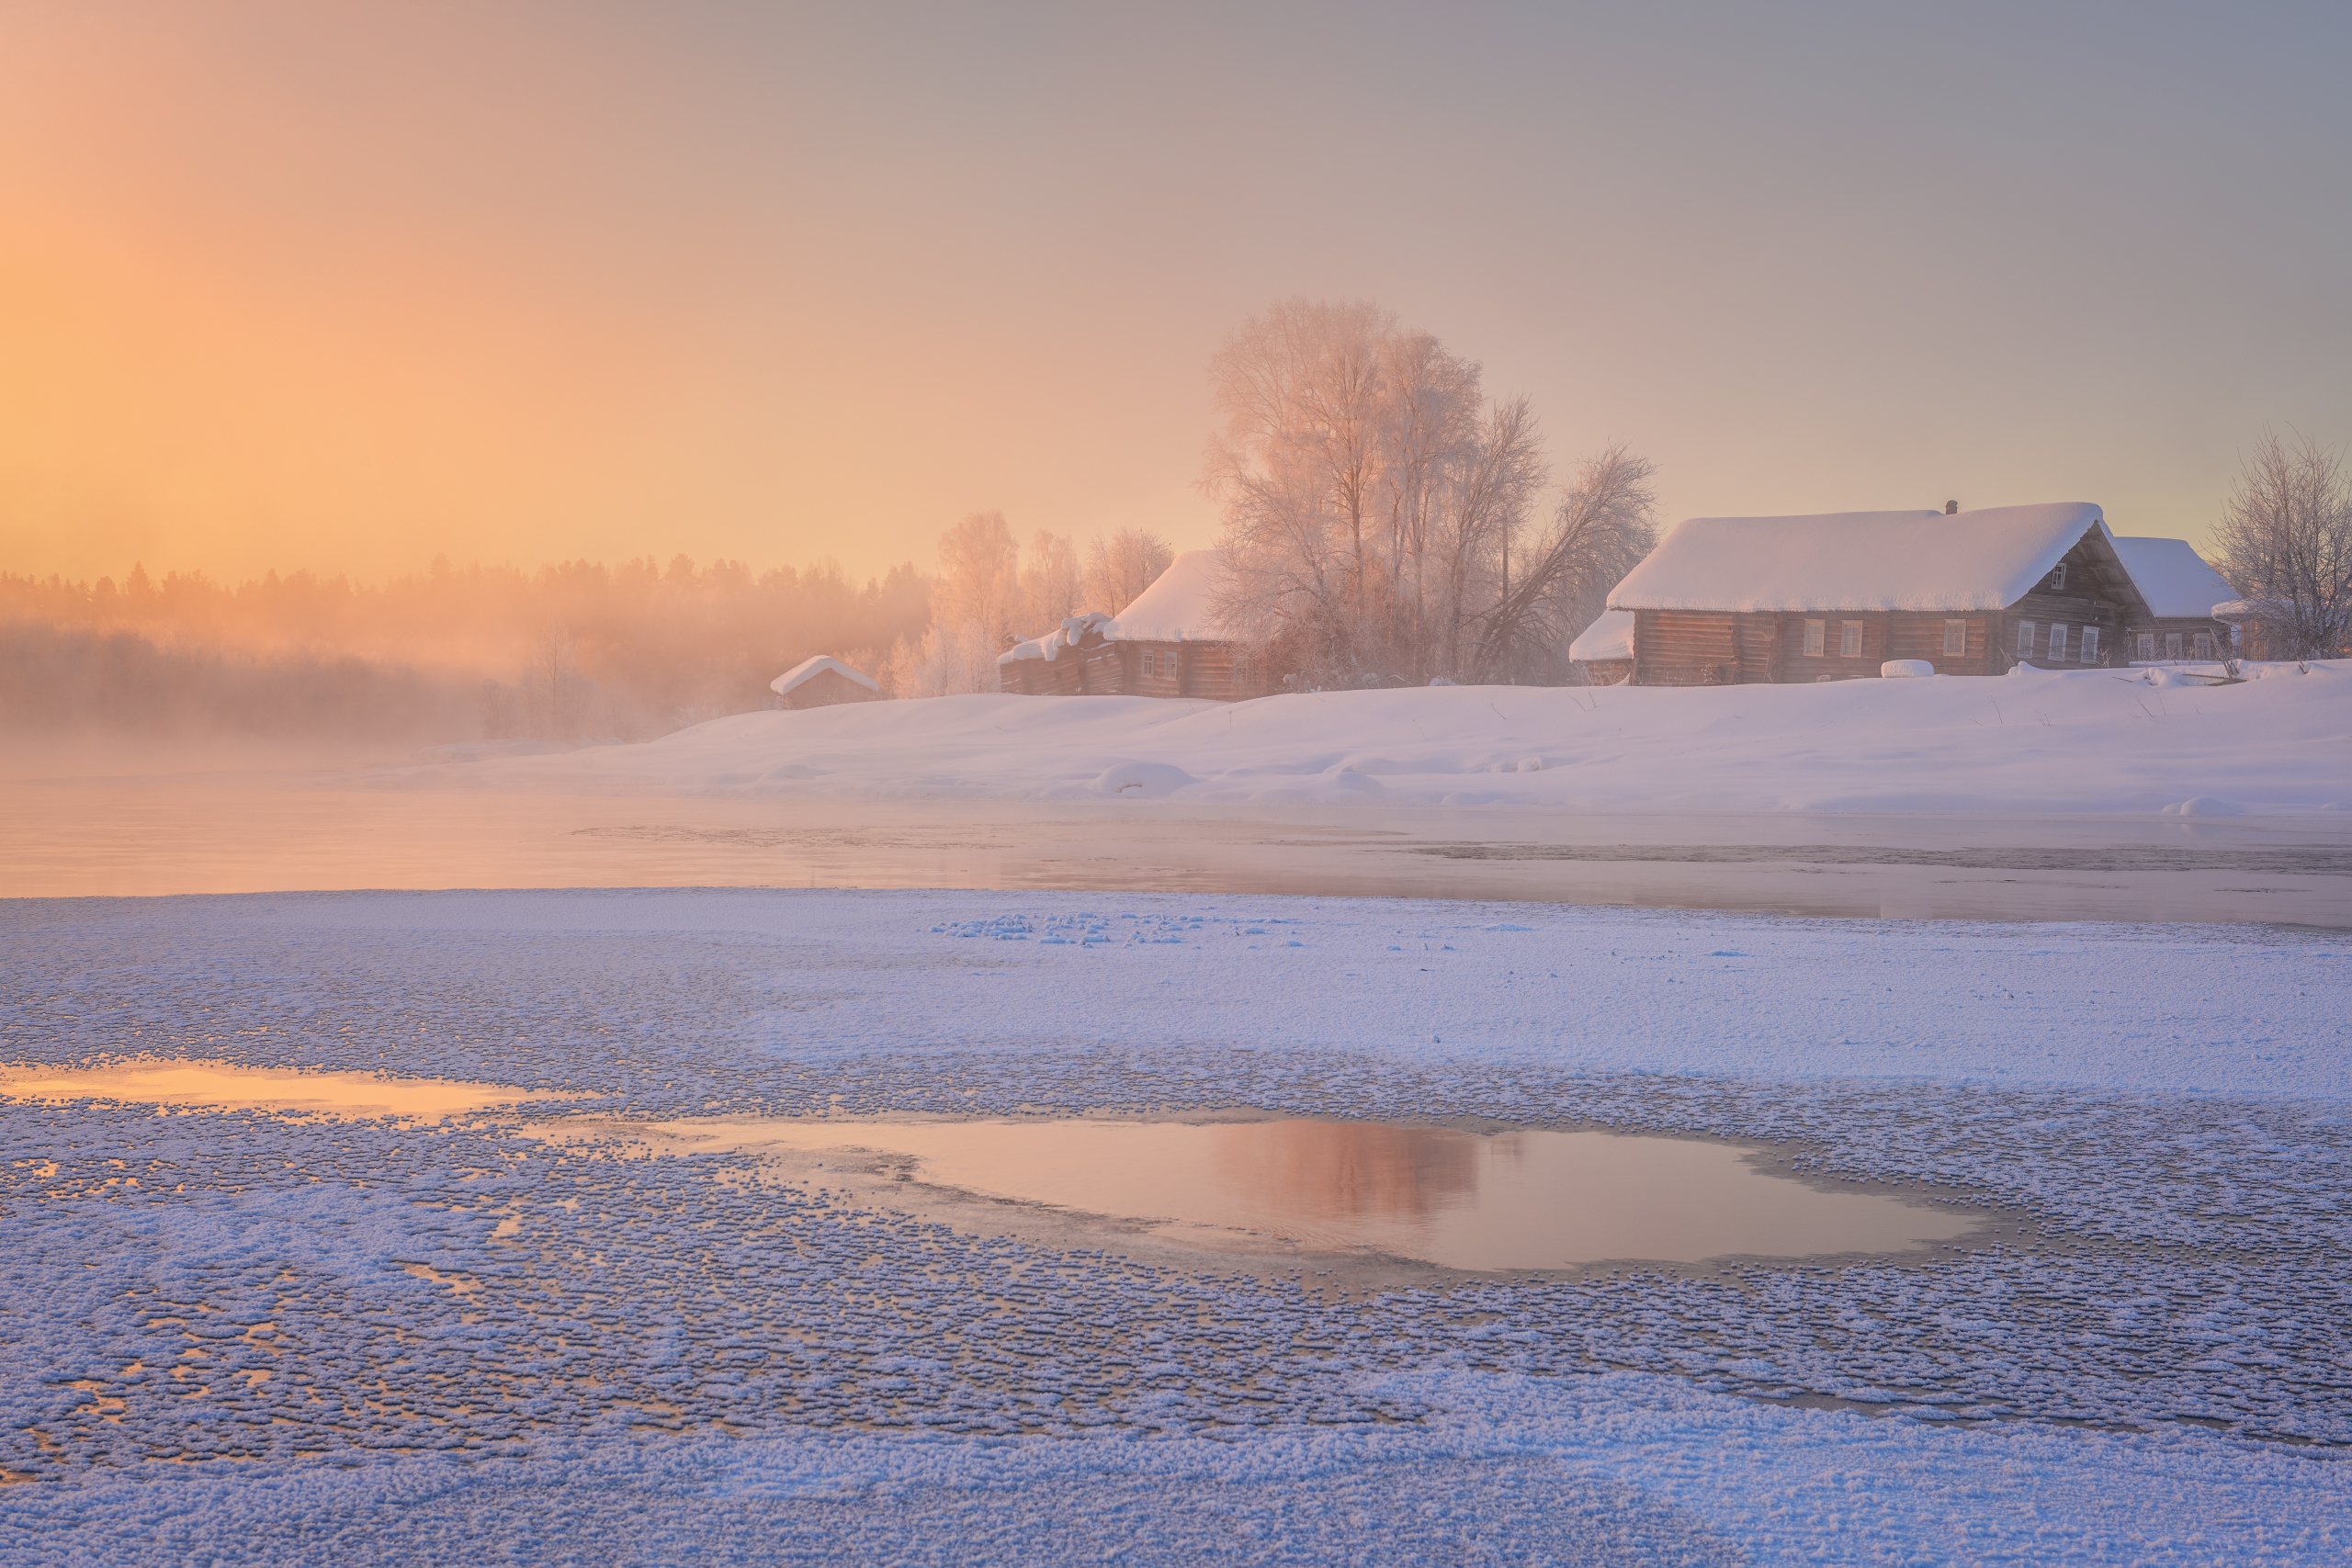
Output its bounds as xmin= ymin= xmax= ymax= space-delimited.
xmin=1203 ymin=298 xmax=1628 ymax=685
xmin=1081 ymin=527 xmax=1174 ymax=615
xmin=1020 ymin=530 xmax=1082 ymax=632
xmin=2210 ymin=430 xmax=2352 ymax=660
xmin=886 ymin=512 xmax=1023 ymax=696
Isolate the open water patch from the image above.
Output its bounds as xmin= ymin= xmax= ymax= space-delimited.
xmin=0 ymin=1056 xmax=585 ymax=1121
xmin=602 ymin=1115 xmax=1987 ymax=1270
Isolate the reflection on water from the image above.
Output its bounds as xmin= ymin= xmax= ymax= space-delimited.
xmin=0 ymin=1058 xmax=580 ymax=1120
xmin=635 ymin=1116 xmax=1985 ymax=1269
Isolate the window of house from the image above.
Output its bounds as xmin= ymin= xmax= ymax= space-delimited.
xmin=1804 ymin=619 xmax=1826 ymax=658
xmin=2047 ymin=561 xmax=2068 ymax=591
xmin=1140 ymin=649 xmax=1159 ymax=676
xmin=1839 ymin=621 xmax=1862 ymax=657
xmin=1942 ymin=619 xmax=1967 ymax=655
xmin=2193 ymin=632 xmax=2213 ymax=660
xmin=2079 ymin=626 xmax=2098 ymax=663
xmin=1165 ymin=652 xmax=1180 ymax=682
xmin=2018 ymin=621 xmax=2037 ymax=657
xmin=2049 ymin=624 xmax=2069 ymax=660
xmin=2136 ymin=632 xmax=2154 ymax=661
xmin=2164 ymin=632 xmax=2182 ymax=660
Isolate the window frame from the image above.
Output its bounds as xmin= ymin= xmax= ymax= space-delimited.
xmin=2164 ymin=632 xmax=2182 ymax=660
xmin=1838 ymin=620 xmax=1863 ymax=658
xmin=2018 ymin=620 xmax=2037 ymax=658
xmin=2136 ymin=631 xmax=2154 ymax=661
xmin=1804 ymin=619 xmax=1826 ymax=658
xmin=1942 ymin=619 xmax=1968 ymax=656
xmin=2193 ymin=632 xmax=2213 ymax=660
xmin=2048 ymin=624 xmax=2069 ymax=661
xmin=2079 ymin=626 xmax=2098 ymax=664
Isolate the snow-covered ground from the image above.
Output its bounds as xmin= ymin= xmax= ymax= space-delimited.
xmin=361 ymin=660 xmax=2351 ymax=818
xmin=6 ymin=889 xmax=2350 ymax=1563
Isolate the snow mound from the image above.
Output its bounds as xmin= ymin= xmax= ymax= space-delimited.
xmin=1880 ymin=660 xmax=1934 ymax=679
xmin=1092 ymin=761 xmax=1198 ymax=798
xmin=356 ymin=661 xmax=2352 ymax=817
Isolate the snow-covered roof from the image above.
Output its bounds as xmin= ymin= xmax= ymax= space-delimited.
xmin=998 ymin=612 xmax=1113 ymax=666
xmin=769 ymin=655 xmax=879 ymax=696
xmin=1567 ymin=608 xmax=1634 ymax=662
xmin=1608 ymin=503 xmax=2111 ymax=614
xmin=1105 ymin=549 xmax=1236 ymax=643
xmin=2110 ymin=536 xmax=2236 ymax=621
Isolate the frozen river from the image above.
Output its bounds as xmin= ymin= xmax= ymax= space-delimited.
xmin=6 ymin=738 xmax=2352 ymax=1562
xmin=6 ymin=886 xmax=2350 ymax=1562
xmin=6 ymin=773 xmax=2349 ymax=926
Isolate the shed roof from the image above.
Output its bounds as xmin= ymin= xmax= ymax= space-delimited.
xmin=2110 ymin=536 xmax=2237 ymax=620
xmin=1567 ymin=608 xmax=1634 ymax=662
xmin=1608 ymin=502 xmax=2111 ymax=614
xmin=1105 ymin=549 xmax=1237 ymax=643
xmin=770 ymin=655 xmax=880 ymax=696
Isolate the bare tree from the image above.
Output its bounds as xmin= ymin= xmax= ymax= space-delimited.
xmin=2209 ymin=429 xmax=2352 ymax=660
xmin=1080 ymin=527 xmax=1173 ymax=615
xmin=1468 ymin=444 xmax=1657 ymax=683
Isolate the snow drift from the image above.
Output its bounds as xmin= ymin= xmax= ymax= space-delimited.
xmin=365 ymin=660 xmax=2351 ymax=816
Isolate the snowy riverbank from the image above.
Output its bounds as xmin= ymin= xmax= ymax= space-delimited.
xmin=365 ymin=660 xmax=2351 ymax=817
xmin=6 ymin=889 xmax=2350 ymax=1562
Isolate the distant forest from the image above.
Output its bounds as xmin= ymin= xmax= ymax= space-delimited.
xmin=0 ymin=556 xmax=933 ymax=742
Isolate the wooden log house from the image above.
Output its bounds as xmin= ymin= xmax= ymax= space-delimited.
xmin=998 ymin=550 xmax=1267 ymax=700
xmin=1608 ymin=502 xmax=2154 ymax=685
xmin=2109 ymin=536 xmax=2235 ymax=664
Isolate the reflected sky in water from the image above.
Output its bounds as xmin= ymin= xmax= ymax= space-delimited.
xmin=640 ymin=1116 xmax=1984 ymax=1269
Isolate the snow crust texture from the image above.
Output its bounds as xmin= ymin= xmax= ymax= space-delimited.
xmin=5 ymin=890 xmax=2349 ymax=1563
xmin=364 ymin=660 xmax=2352 ymax=817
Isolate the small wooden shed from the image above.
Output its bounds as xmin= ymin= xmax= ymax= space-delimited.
xmin=769 ymin=655 xmax=883 ymax=710
xmin=998 ymin=550 xmax=1266 ymax=700
xmin=2109 ymin=536 xmax=2234 ymax=663
xmin=1566 ymin=609 xmax=1634 ymax=684
xmin=1608 ymin=502 xmax=2151 ymax=684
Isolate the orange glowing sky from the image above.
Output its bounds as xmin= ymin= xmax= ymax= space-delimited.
xmin=5 ymin=2 xmax=2348 ymax=583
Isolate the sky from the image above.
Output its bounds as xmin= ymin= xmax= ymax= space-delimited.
xmin=3 ymin=0 xmax=2347 ymax=585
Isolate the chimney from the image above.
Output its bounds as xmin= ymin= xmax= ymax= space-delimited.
xmin=1943 ymin=500 xmax=1959 ymax=514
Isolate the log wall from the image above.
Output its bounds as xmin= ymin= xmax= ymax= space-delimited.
xmin=1630 ymin=611 xmax=1738 ymax=685
xmin=1001 ymin=637 xmax=1265 ymax=700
